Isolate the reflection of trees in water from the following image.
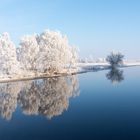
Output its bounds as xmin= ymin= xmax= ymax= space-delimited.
xmin=0 ymin=76 xmax=79 ymax=120
xmin=106 ymin=67 xmax=124 ymax=84
xmin=0 ymin=82 xmax=23 ymax=120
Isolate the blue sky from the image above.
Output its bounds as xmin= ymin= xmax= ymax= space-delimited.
xmin=0 ymin=0 xmax=140 ymax=59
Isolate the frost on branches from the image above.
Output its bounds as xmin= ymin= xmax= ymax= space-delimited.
xmin=0 ymin=33 xmax=20 ymax=77
xmin=17 ymin=34 xmax=39 ymax=71
xmin=0 ymin=30 xmax=78 ymax=78
xmin=17 ymin=30 xmax=78 ymax=74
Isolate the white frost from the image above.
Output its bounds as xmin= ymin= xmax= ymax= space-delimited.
xmin=0 ymin=29 xmax=78 ymax=79
xmin=0 ymin=33 xmax=20 ymax=77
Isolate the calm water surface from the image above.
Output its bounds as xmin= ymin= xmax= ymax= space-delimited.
xmin=0 ymin=67 xmax=140 ymax=140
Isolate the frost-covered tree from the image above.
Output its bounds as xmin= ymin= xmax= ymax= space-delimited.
xmin=67 ymin=47 xmax=78 ymax=71
xmin=0 ymin=33 xmax=20 ymax=76
xmin=37 ymin=30 xmax=70 ymax=73
xmin=17 ymin=30 xmax=78 ymax=74
xmin=17 ymin=34 xmax=39 ymax=71
xmin=0 ymin=30 xmax=78 ymax=77
xmin=106 ymin=52 xmax=124 ymax=68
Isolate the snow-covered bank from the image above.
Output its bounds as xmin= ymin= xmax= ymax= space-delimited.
xmin=0 ymin=69 xmax=78 ymax=83
xmin=77 ymin=62 xmax=140 ymax=72
xmin=0 ymin=62 xmax=140 ymax=83
xmin=123 ymin=62 xmax=140 ymax=67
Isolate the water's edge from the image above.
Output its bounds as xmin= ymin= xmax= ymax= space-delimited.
xmin=0 ymin=64 xmax=140 ymax=83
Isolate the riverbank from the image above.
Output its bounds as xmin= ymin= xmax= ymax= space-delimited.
xmin=0 ymin=62 xmax=140 ymax=83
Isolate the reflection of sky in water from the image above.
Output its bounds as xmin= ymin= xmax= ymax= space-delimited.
xmin=0 ymin=67 xmax=140 ymax=140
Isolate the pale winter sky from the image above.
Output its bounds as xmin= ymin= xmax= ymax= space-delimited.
xmin=0 ymin=0 xmax=140 ymax=59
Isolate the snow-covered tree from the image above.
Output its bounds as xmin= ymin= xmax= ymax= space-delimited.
xmin=0 ymin=29 xmax=78 ymax=78
xmin=17 ymin=30 xmax=78 ymax=74
xmin=37 ymin=30 xmax=67 ymax=73
xmin=0 ymin=33 xmax=20 ymax=76
xmin=17 ymin=34 xmax=39 ymax=71
xmin=106 ymin=52 xmax=124 ymax=67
